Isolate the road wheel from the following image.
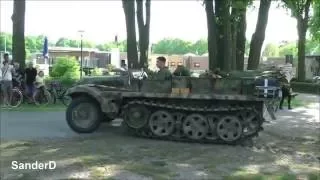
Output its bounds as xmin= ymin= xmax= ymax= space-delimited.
xmin=66 ymin=97 xmax=101 ymax=133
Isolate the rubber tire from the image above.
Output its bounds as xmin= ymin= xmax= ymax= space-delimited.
xmin=34 ymin=89 xmax=51 ymax=106
xmin=66 ymin=97 xmax=102 ymax=133
xmin=10 ymin=88 xmax=23 ymax=107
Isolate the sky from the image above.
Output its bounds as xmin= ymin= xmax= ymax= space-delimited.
xmin=0 ymin=0 xmax=298 ymax=44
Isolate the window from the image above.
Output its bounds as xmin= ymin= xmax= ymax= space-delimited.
xmin=194 ymin=63 xmax=200 ymax=67
xmin=178 ymin=62 xmax=183 ymax=66
xmin=170 ymin=62 xmax=176 ymax=66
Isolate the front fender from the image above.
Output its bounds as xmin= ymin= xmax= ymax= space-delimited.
xmin=66 ymin=84 xmax=122 ymax=114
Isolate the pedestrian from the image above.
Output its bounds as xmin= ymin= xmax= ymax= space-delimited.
xmin=25 ymin=62 xmax=37 ymax=103
xmin=120 ymin=60 xmax=128 ymax=71
xmin=1 ymin=53 xmax=15 ymax=107
xmin=12 ymin=62 xmax=24 ymax=88
xmin=278 ymin=71 xmax=292 ymax=110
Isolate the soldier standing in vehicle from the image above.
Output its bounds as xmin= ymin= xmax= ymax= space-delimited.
xmin=173 ymin=65 xmax=190 ymax=77
xmin=154 ymin=56 xmax=172 ymax=80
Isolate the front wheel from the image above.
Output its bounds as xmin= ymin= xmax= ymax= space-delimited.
xmin=60 ymin=90 xmax=72 ymax=106
xmin=10 ymin=88 xmax=23 ymax=107
xmin=66 ymin=97 xmax=102 ymax=133
xmin=34 ymin=89 xmax=52 ymax=106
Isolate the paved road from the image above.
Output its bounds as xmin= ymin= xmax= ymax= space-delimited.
xmin=0 ymin=111 xmax=78 ymax=140
xmin=1 ymin=93 xmax=319 ymax=141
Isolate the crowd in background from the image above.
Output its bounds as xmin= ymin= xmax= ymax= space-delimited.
xmin=0 ymin=53 xmax=45 ymax=108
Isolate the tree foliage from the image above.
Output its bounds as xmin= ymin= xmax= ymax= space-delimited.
xmin=310 ymin=0 xmax=320 ymax=41
xmin=262 ymin=40 xmax=320 ymax=57
xmin=282 ymin=0 xmax=313 ymax=81
xmin=0 ymin=33 xmax=254 ymax=58
xmin=152 ymin=38 xmax=193 ymax=55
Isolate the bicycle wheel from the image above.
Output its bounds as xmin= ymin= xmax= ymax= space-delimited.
xmin=34 ymin=89 xmax=52 ymax=106
xmin=60 ymin=90 xmax=71 ymax=106
xmin=10 ymin=88 xmax=23 ymax=107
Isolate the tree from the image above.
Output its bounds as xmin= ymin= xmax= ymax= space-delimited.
xmin=283 ymin=0 xmax=313 ymax=81
xmin=152 ymin=38 xmax=193 ymax=55
xmin=310 ymin=0 xmax=320 ymax=41
xmin=136 ymin=0 xmax=151 ymax=68
xmin=204 ymin=0 xmax=218 ymax=71
xmin=247 ymin=0 xmax=272 ymax=70
xmin=191 ymin=39 xmax=208 ymax=55
xmin=215 ymin=0 xmax=232 ymax=71
xmin=232 ymin=0 xmax=251 ymax=70
xmin=122 ymin=0 xmax=139 ymax=68
xmin=204 ymin=0 xmax=252 ymax=71
xmin=0 ymin=33 xmax=12 ymax=52
xmin=11 ymin=0 xmax=26 ymax=68
xmin=262 ymin=43 xmax=280 ymax=57
xmin=278 ymin=42 xmax=298 ymax=57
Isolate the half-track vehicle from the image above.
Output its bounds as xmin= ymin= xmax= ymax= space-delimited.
xmin=65 ymin=69 xmax=281 ymax=145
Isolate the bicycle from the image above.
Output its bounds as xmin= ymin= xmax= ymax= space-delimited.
xmin=0 ymin=85 xmax=23 ymax=108
xmin=14 ymin=83 xmax=36 ymax=105
xmin=33 ymin=86 xmax=52 ymax=106
xmin=47 ymin=81 xmax=71 ymax=106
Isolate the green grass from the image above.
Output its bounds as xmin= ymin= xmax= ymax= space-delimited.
xmin=1 ymin=103 xmax=66 ymax=112
xmin=282 ymin=96 xmax=306 ymax=107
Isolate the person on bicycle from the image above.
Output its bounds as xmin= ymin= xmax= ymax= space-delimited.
xmin=1 ymin=53 xmax=15 ymax=107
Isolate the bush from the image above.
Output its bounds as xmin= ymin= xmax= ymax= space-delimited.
xmin=291 ymin=82 xmax=320 ymax=94
xmin=106 ymin=64 xmax=116 ymax=72
xmin=90 ymin=67 xmax=103 ymax=76
xmin=50 ymin=56 xmax=80 ymax=78
xmin=49 ymin=56 xmax=81 ymax=87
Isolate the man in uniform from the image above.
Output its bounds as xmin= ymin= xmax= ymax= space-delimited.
xmin=154 ymin=56 xmax=172 ymax=80
xmin=173 ymin=65 xmax=190 ymax=77
xmin=278 ymin=70 xmax=292 ymax=110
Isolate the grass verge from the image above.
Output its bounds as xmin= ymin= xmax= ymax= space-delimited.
xmin=0 ymin=103 xmax=66 ymax=112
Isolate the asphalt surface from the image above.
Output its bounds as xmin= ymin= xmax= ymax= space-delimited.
xmin=0 ymin=93 xmax=319 ymax=141
xmin=0 ymin=111 xmax=78 ymax=140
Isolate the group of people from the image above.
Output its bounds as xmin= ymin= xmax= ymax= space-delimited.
xmin=153 ymin=56 xmax=223 ymax=80
xmin=0 ymin=53 xmax=45 ymax=107
xmin=153 ymin=56 xmax=295 ymax=110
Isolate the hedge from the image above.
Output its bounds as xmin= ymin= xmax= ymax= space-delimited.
xmin=291 ymin=82 xmax=320 ymax=95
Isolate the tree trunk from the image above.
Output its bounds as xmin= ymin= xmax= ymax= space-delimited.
xmin=122 ymin=0 xmax=139 ymax=68
xmin=136 ymin=0 xmax=151 ymax=69
xmin=205 ymin=0 xmax=218 ymax=71
xmin=247 ymin=0 xmax=271 ymax=70
xmin=236 ymin=7 xmax=247 ymax=71
xmin=11 ymin=0 xmax=26 ymax=69
xmin=297 ymin=18 xmax=307 ymax=81
xmin=215 ymin=0 xmax=232 ymax=71
xmin=231 ymin=7 xmax=238 ymax=71
xmin=214 ymin=0 xmax=224 ymax=70
xmin=296 ymin=0 xmax=312 ymax=81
